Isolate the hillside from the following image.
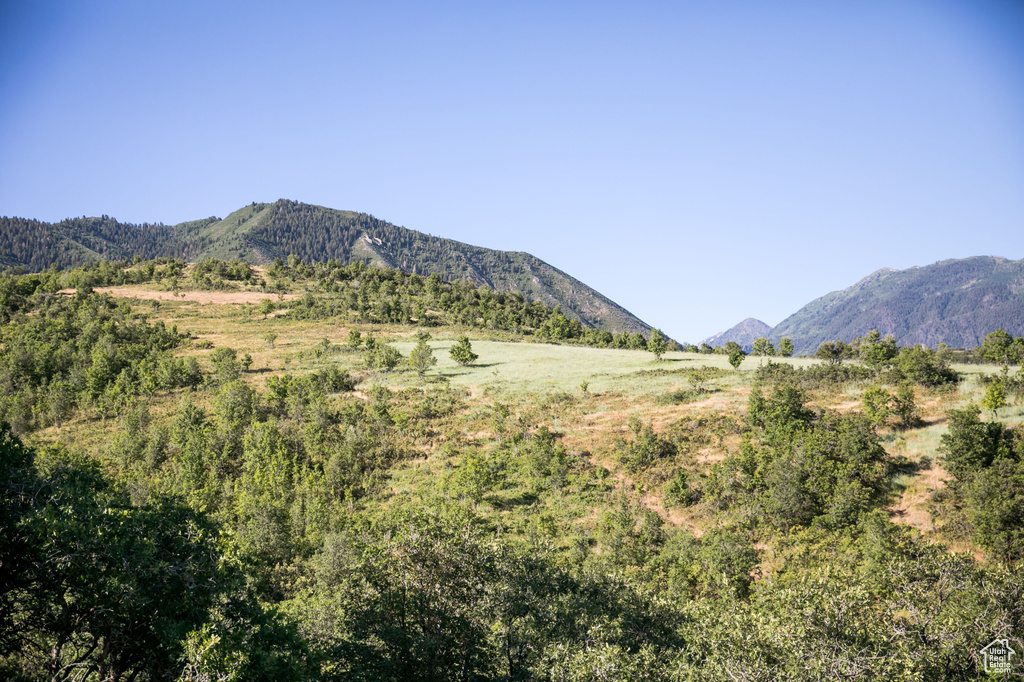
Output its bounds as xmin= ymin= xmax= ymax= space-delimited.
xmin=1 ymin=257 xmax=1020 ymax=679
xmin=0 ymin=200 xmax=651 ymax=334
xmin=701 ymin=317 xmax=771 ymax=350
xmin=770 ymin=256 xmax=1024 ymax=354
xmin=0 ymin=215 xmax=215 ymax=270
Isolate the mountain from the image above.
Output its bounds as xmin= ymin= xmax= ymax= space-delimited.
xmin=770 ymin=256 xmax=1024 ymax=354
xmin=701 ymin=318 xmax=772 ymax=350
xmin=0 ymin=200 xmax=651 ymax=335
xmin=0 ymin=215 xmax=215 ymax=271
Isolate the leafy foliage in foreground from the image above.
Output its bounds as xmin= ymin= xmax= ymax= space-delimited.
xmin=0 ymin=427 xmax=311 ymax=681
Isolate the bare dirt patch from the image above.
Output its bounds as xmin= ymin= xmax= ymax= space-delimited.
xmin=61 ymin=287 xmax=298 ymax=305
xmin=888 ymin=463 xmax=948 ymax=533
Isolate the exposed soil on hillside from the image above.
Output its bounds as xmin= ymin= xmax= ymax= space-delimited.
xmin=60 ymin=287 xmax=298 ymax=305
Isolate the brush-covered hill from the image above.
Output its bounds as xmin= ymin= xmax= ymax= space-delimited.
xmin=701 ymin=317 xmax=772 ymax=350
xmin=0 ymin=200 xmax=650 ymax=334
xmin=770 ymin=256 xmax=1024 ymax=354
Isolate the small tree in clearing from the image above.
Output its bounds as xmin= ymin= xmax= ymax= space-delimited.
xmin=648 ymin=329 xmax=669 ymax=360
xmin=258 ymin=299 xmax=275 ymax=320
xmin=982 ymin=380 xmax=1007 ymax=418
xmin=778 ymin=338 xmax=794 ymax=357
xmin=724 ymin=341 xmax=746 ymax=369
xmin=752 ymin=337 xmax=775 ymax=358
xmin=367 ymin=343 xmax=402 ymax=372
xmin=893 ymin=382 xmax=920 ymax=429
xmin=450 ymin=337 xmax=478 ymax=366
xmin=409 ymin=337 xmax=437 ymax=377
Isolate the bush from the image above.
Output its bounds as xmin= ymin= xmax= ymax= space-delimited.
xmin=618 ymin=418 xmax=676 ymax=473
xmin=449 ymin=336 xmax=478 ymax=366
xmin=887 ymin=345 xmax=959 ymax=387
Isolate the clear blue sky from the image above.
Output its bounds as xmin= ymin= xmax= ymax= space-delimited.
xmin=2 ymin=0 xmax=1023 ymax=343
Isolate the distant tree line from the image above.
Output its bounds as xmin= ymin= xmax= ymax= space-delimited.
xmin=271 ymin=257 xmax=671 ymax=349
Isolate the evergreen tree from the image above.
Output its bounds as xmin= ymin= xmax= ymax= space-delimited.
xmin=450 ymin=336 xmax=478 ymax=366
xmin=409 ymin=336 xmax=437 ymax=376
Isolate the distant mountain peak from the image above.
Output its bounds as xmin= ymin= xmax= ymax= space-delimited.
xmin=702 ymin=318 xmax=772 ymax=350
xmin=770 ymin=255 xmax=1024 ymax=353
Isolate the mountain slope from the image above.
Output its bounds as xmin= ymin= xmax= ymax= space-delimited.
xmin=701 ymin=318 xmax=772 ymax=350
xmin=0 ymin=200 xmax=651 ymax=335
xmin=770 ymin=256 xmax=1024 ymax=354
xmin=0 ymin=215 xmax=215 ymax=270
xmin=194 ymin=200 xmax=650 ymax=333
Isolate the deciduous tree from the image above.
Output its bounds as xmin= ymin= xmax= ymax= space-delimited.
xmin=647 ymin=328 xmax=669 ymax=360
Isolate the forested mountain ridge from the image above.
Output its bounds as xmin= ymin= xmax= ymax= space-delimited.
xmin=0 ymin=215 xmax=216 ymax=270
xmin=0 ymin=200 xmax=651 ymax=334
xmin=770 ymin=256 xmax=1024 ymax=354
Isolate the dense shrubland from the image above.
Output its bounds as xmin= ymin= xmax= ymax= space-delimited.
xmin=0 ymin=291 xmax=199 ymax=434
xmin=1 ymin=262 xmax=1023 ymax=680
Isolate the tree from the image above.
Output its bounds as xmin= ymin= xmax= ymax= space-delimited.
xmin=368 ymin=343 xmax=402 ymax=372
xmin=209 ymin=347 xmax=242 ymax=384
xmin=0 ymin=435 xmax=232 ymax=681
xmin=982 ymin=380 xmax=1007 ymax=417
xmin=263 ymin=332 xmax=278 ymax=349
xmin=979 ymin=329 xmax=1020 ymax=367
xmin=619 ymin=418 xmax=676 ymax=473
xmin=664 ymin=468 xmax=694 ymax=506
xmin=860 ymin=385 xmax=893 ymax=429
xmin=257 ymin=299 xmax=274 ymax=320
xmin=893 ymin=382 xmax=920 ymax=429
xmin=964 ymin=460 xmax=1024 ymax=564
xmin=939 ymin=404 xmax=1011 ymax=483
xmin=724 ymin=342 xmax=746 ymax=369
xmin=648 ymin=329 xmax=669 ymax=360
xmin=894 ymin=345 xmax=959 ymax=386
xmin=450 ymin=337 xmax=478 ymax=366
xmin=859 ymin=329 xmax=898 ymax=367
xmin=409 ymin=337 xmax=437 ymax=377
xmin=777 ymin=337 xmax=794 ymax=357
xmin=752 ymin=337 xmax=775 ymax=358
xmin=815 ymin=341 xmax=852 ymax=365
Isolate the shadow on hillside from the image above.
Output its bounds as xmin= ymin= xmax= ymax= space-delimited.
xmin=887 ymin=454 xmax=933 ymax=502
xmin=487 ymin=491 xmax=539 ymax=510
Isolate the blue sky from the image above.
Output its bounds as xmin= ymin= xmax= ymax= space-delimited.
xmin=2 ymin=0 xmax=1023 ymax=342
